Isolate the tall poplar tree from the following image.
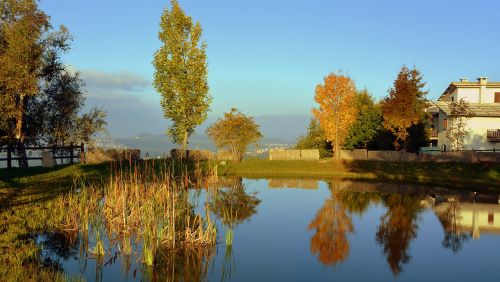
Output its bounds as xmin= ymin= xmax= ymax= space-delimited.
xmin=153 ymin=0 xmax=211 ymax=152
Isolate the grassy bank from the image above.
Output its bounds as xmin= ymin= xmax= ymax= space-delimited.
xmin=0 ymin=159 xmax=217 ymax=280
xmin=217 ymin=159 xmax=500 ymax=190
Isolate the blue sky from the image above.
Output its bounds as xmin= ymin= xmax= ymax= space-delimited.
xmin=39 ymin=0 xmax=500 ymax=137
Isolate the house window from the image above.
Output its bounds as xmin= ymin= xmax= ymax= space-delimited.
xmin=488 ymin=213 xmax=494 ymax=224
xmin=451 ymin=97 xmax=454 ymax=102
xmin=495 ymin=92 xmax=500 ymax=103
xmin=443 ymin=119 xmax=448 ymax=130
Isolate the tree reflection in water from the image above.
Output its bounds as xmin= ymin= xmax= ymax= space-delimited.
xmin=436 ymin=197 xmax=470 ymax=253
xmin=308 ymin=184 xmax=354 ymax=266
xmin=208 ymin=177 xmax=261 ymax=281
xmin=375 ymin=193 xmax=423 ymax=275
xmin=208 ymin=177 xmax=261 ymax=227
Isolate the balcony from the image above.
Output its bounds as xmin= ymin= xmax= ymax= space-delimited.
xmin=487 ymin=129 xmax=500 ymax=142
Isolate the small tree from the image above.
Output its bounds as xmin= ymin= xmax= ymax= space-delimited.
xmin=446 ymin=99 xmax=474 ymax=151
xmin=312 ymin=72 xmax=358 ymax=159
xmin=207 ymin=108 xmax=262 ymax=161
xmin=153 ymin=0 xmax=211 ymax=153
xmin=344 ymin=89 xmax=383 ymax=150
xmin=381 ymin=65 xmax=428 ymax=151
xmin=295 ymin=118 xmax=332 ymax=158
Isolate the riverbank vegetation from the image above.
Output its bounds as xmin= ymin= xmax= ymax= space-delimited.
xmin=0 ymin=159 xmax=219 ymax=280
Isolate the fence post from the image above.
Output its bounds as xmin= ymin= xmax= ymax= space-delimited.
xmin=80 ymin=142 xmax=85 ymax=164
xmin=7 ymin=143 xmax=12 ymax=169
xmin=69 ymin=142 xmax=74 ymax=164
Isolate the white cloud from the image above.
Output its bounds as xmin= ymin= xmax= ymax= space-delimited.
xmin=79 ymin=69 xmax=151 ymax=93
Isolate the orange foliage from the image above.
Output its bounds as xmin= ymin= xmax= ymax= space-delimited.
xmin=312 ymin=73 xmax=358 ymax=159
xmin=380 ymin=65 xmax=427 ymax=149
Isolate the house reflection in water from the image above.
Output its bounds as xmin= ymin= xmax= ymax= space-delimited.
xmin=434 ymin=194 xmax=500 ymax=240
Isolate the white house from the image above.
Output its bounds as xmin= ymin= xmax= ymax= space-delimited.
xmin=427 ymin=77 xmax=500 ymax=150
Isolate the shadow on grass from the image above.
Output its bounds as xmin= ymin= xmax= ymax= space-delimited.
xmin=341 ymin=160 xmax=500 ymax=191
xmin=0 ymin=163 xmax=110 ymax=211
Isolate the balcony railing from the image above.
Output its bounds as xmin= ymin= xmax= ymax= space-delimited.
xmin=487 ymin=129 xmax=500 ymax=142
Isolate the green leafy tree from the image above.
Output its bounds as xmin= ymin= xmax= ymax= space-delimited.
xmin=153 ymin=0 xmax=211 ymax=152
xmin=344 ymin=89 xmax=383 ymax=150
xmin=295 ymin=118 xmax=332 ymax=158
xmin=0 ymin=0 xmax=50 ymax=167
xmin=381 ymin=65 xmax=428 ymax=151
xmin=1 ymin=1 xmax=106 ymax=165
xmin=207 ymin=108 xmax=262 ymax=161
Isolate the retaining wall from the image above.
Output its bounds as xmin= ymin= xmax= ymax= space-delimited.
xmin=339 ymin=149 xmax=498 ymax=163
xmin=269 ymin=149 xmax=320 ymax=161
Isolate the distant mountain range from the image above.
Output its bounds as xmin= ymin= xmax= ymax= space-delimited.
xmin=95 ymin=114 xmax=311 ymax=157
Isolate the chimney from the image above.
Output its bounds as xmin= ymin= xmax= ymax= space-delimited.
xmin=477 ymin=77 xmax=488 ymax=85
xmin=460 ymin=77 xmax=468 ymax=82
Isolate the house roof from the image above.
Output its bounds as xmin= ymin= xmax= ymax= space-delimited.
xmin=433 ymin=101 xmax=500 ymax=117
xmin=439 ymin=80 xmax=500 ymax=100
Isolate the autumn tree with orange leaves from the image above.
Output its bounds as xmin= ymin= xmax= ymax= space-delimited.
xmin=312 ymin=73 xmax=358 ymax=159
xmin=380 ymin=66 xmax=428 ymax=150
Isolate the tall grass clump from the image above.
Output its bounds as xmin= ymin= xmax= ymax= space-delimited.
xmin=55 ymin=159 xmax=218 ymax=266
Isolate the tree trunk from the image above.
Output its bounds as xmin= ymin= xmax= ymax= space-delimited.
xmin=15 ymin=94 xmax=28 ymax=168
xmin=181 ymin=130 xmax=188 ymax=158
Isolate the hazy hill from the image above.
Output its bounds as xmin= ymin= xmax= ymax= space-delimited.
xmin=98 ymin=115 xmax=311 ymax=157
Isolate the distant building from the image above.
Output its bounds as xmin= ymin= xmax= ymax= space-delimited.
xmin=427 ymin=77 xmax=500 ymax=150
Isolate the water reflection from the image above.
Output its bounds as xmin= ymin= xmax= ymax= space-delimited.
xmin=375 ymin=193 xmax=423 ymax=275
xmin=31 ymin=178 xmax=500 ymax=281
xmin=207 ymin=178 xmax=261 ymax=281
xmin=208 ymin=177 xmax=261 ymax=227
xmin=308 ymin=184 xmax=353 ymax=266
xmin=305 ymin=180 xmax=500 ymax=276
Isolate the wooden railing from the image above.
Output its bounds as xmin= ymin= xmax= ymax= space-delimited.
xmin=0 ymin=143 xmax=85 ymax=168
xmin=487 ymin=130 xmax=500 ymax=142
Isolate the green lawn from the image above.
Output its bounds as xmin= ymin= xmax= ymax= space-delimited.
xmin=217 ymin=159 xmax=500 ymax=191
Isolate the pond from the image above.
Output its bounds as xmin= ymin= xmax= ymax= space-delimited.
xmin=39 ymin=178 xmax=500 ymax=281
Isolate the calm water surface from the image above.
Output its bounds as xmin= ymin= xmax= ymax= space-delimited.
xmin=41 ymin=178 xmax=500 ymax=281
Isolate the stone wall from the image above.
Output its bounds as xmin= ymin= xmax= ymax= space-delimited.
xmin=269 ymin=149 xmax=320 ymax=161
xmin=340 ymin=149 xmax=368 ymax=160
xmin=339 ymin=149 xmax=499 ymax=163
